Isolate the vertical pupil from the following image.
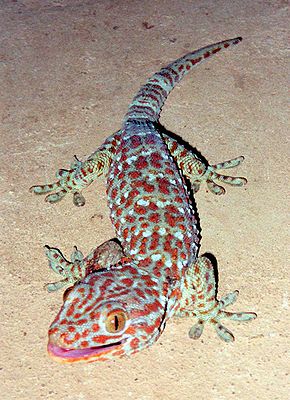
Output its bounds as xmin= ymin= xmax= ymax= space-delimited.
xmin=114 ymin=315 xmax=119 ymax=331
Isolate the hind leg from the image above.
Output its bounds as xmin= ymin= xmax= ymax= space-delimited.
xmin=164 ymin=136 xmax=247 ymax=195
xmin=30 ymin=148 xmax=113 ymax=206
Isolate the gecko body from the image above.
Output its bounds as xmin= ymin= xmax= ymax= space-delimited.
xmin=31 ymin=37 xmax=256 ymax=362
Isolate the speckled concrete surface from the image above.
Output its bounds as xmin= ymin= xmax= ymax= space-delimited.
xmin=1 ymin=1 xmax=289 ymax=399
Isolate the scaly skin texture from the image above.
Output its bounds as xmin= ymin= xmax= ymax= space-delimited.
xmin=31 ymin=37 xmax=256 ymax=363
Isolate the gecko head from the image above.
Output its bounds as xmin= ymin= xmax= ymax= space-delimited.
xmin=47 ymin=262 xmax=167 ymax=362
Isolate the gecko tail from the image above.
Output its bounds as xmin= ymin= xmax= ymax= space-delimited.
xmin=125 ymin=37 xmax=242 ymax=122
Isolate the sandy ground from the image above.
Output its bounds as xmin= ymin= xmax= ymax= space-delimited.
xmin=1 ymin=1 xmax=289 ymax=399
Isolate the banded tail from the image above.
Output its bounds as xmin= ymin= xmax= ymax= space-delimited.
xmin=125 ymin=37 xmax=242 ymax=122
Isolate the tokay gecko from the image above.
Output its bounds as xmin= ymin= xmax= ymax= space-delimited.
xmin=31 ymin=37 xmax=256 ymax=363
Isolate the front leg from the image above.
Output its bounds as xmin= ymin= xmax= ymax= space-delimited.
xmin=177 ymin=256 xmax=256 ymax=342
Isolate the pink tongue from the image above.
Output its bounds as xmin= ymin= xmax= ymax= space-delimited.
xmin=48 ymin=342 xmax=121 ymax=359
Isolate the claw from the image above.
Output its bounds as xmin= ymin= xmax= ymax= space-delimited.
xmin=30 ymin=182 xmax=61 ymax=195
xmin=214 ymin=322 xmax=235 ymax=343
xmin=206 ymin=180 xmax=225 ymax=195
xmin=188 ymin=320 xmax=204 ymax=339
xmin=73 ymin=191 xmax=86 ymax=207
xmin=45 ymin=189 xmax=67 ymax=203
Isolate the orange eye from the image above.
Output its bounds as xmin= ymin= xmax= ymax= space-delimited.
xmin=105 ymin=311 xmax=127 ymax=333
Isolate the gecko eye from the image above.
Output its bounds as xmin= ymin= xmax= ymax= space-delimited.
xmin=105 ymin=310 xmax=127 ymax=333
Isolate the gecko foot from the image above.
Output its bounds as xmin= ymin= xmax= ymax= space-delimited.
xmin=188 ymin=290 xmax=257 ymax=342
xmin=44 ymin=245 xmax=87 ymax=292
xmin=177 ymin=256 xmax=257 ymax=342
xmin=30 ymin=149 xmax=112 ymax=206
xmin=188 ymin=155 xmax=247 ymax=195
xmin=45 ymin=239 xmax=124 ymax=293
xmin=30 ymin=156 xmax=90 ymax=206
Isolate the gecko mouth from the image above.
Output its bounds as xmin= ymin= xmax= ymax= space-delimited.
xmin=47 ymin=340 xmax=125 ymax=362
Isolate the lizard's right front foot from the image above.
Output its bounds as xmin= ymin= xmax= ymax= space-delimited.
xmin=45 ymin=239 xmax=124 ymax=293
xmin=45 ymin=245 xmax=87 ymax=292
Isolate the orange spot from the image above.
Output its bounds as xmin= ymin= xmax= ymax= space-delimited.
xmin=129 ymin=171 xmax=141 ymax=179
xmin=134 ymin=204 xmax=147 ymax=215
xmin=126 ymin=215 xmax=136 ymax=223
xmin=82 ymin=329 xmax=89 ymax=338
xmin=174 ymin=195 xmax=183 ymax=203
xmin=92 ymin=335 xmax=112 ymax=344
xmin=165 ymin=167 xmax=174 ymax=175
xmin=157 ymin=177 xmax=170 ymax=195
xmin=207 ymin=284 xmax=213 ymax=293
xmin=76 ymin=319 xmax=87 ymax=326
xmin=149 ymin=213 xmax=160 ymax=223
xmin=143 ymin=182 xmax=155 ymax=193
xmin=74 ymin=332 xmax=81 ymax=341
xmin=139 ymin=257 xmax=151 ymax=268
xmin=130 ymin=338 xmax=140 ymax=349
xmin=136 ymin=156 xmax=148 ymax=169
xmin=153 ymin=265 xmax=161 ymax=277
xmin=149 ymin=233 xmax=159 ymax=250
xmin=146 ymin=299 xmax=162 ymax=313
xmin=92 ymin=323 xmax=100 ymax=332
xmin=122 ymin=278 xmax=133 ymax=286
xmin=66 ymin=304 xmax=75 ymax=317
xmin=142 ymin=324 xmax=155 ymax=334
xmin=150 ymin=152 xmax=163 ymax=168
xmin=126 ymin=326 xmax=137 ymax=335
xmin=165 ymin=205 xmax=179 ymax=214
xmin=149 ymin=201 xmax=158 ymax=210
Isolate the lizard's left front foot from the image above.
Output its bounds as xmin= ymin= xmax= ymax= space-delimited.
xmin=177 ymin=256 xmax=257 ymax=342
